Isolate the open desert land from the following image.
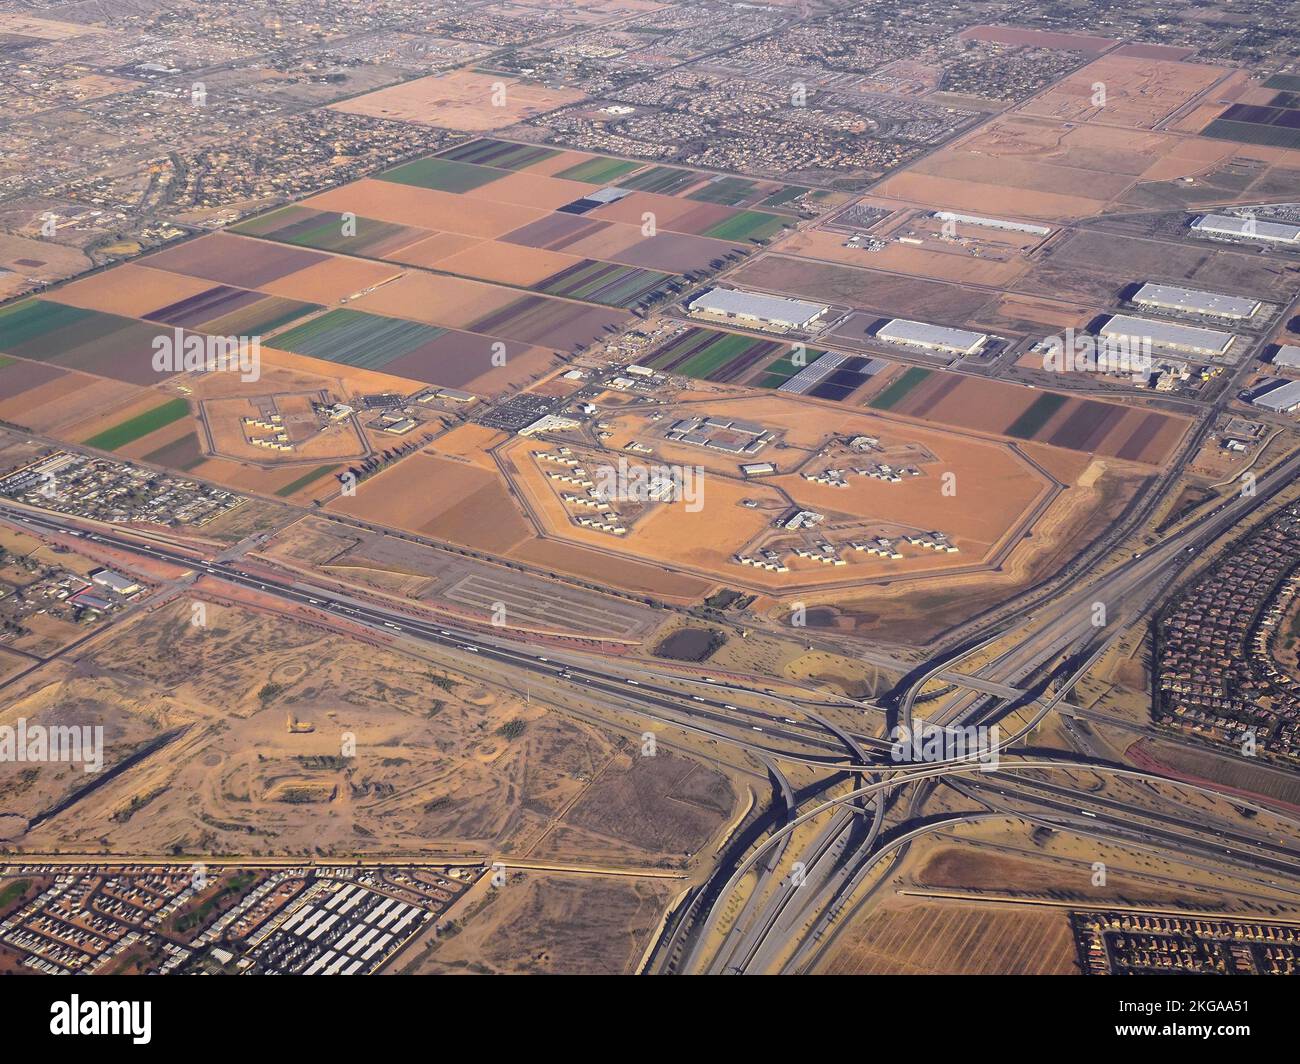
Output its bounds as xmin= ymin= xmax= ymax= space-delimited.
xmin=1012 ymin=225 xmax=1300 ymax=309
xmin=0 ymin=596 xmax=739 ymax=863
xmin=735 ymin=255 xmax=998 ymax=326
xmin=328 ymin=69 xmax=587 ymax=132
xmin=973 ymin=293 xmax=1096 ymax=336
xmin=404 ymin=871 xmax=677 ymax=975
xmin=819 ymin=895 xmax=1081 ymax=975
xmin=774 ymin=221 xmax=1036 ymax=289
xmin=259 ymin=514 xmax=663 ymax=641
xmin=875 ymin=108 xmax=1251 ymax=222
xmin=1017 ymin=54 xmax=1234 ymax=130
xmin=0 ymin=232 xmax=93 ymax=295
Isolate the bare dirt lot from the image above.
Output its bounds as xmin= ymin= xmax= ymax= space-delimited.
xmin=329 ymin=70 xmax=586 ymax=131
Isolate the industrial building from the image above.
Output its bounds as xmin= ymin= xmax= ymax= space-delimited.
xmin=876 ymin=318 xmax=988 ymax=356
xmin=1251 ymin=379 xmax=1300 ymax=413
xmin=1100 ymin=314 xmax=1234 ymax=357
xmin=933 ymin=211 xmax=1051 ymax=236
xmin=686 ymin=288 xmax=828 ymax=330
xmin=1131 ymin=283 xmax=1261 ymax=320
xmin=1273 ymin=344 xmax=1300 ymax=370
xmin=89 ymin=569 xmax=142 ymax=596
xmin=1191 ymin=213 xmax=1300 ymax=245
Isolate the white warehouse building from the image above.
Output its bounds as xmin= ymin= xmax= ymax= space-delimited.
xmin=1191 ymin=213 xmax=1300 ymax=245
xmin=686 ymin=288 xmax=829 ymax=330
xmin=1252 ymin=379 xmax=1300 ymax=413
xmin=876 ymin=318 xmax=989 ymax=356
xmin=1100 ymin=314 xmax=1234 ymax=357
xmin=933 ymin=211 xmax=1051 ymax=236
xmin=1273 ymin=344 xmax=1300 ymax=370
xmin=1131 ymin=283 xmax=1261 ymax=320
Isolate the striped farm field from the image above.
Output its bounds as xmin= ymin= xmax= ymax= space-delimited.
xmin=232 ymin=206 xmax=427 ymax=258
xmin=535 ymin=260 xmax=676 ymax=307
xmin=869 ymin=366 xmax=932 ymax=410
xmin=0 ymin=299 xmax=182 ymax=385
xmin=618 ymin=165 xmax=700 ymax=195
xmin=687 ymin=177 xmax=761 ymax=205
xmin=554 ymin=157 xmax=642 ymax=184
xmin=646 ymin=327 xmax=782 ymax=382
xmin=756 ymin=348 xmax=827 ymax=388
xmin=699 ymin=210 xmax=786 ymax=242
xmin=83 ymin=398 xmax=190 ymax=451
xmin=270 ymin=309 xmax=446 ymax=370
xmin=1006 ymin=393 xmax=1068 ymax=438
xmin=0 ymin=299 xmax=97 ymax=350
xmin=436 ymin=139 xmax=561 ymax=171
xmin=275 ymin=464 xmax=341 ymax=497
xmin=378 ymin=157 xmax=504 ymax=193
xmin=866 ymin=367 xmax=1190 ymax=464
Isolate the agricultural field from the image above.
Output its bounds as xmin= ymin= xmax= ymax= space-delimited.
xmin=0 ymin=298 xmax=175 ymax=386
xmin=644 ymin=327 xmax=783 ymax=382
xmin=82 ymin=397 xmax=190 ymax=452
xmin=863 ymin=367 xmax=1189 ymax=465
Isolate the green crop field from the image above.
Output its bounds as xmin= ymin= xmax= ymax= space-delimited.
xmin=868 ymin=367 xmax=931 ymax=410
xmin=379 ymin=157 xmax=503 ymax=193
xmin=756 ymin=348 xmax=825 ymax=388
xmin=271 ymin=309 xmax=445 ymax=370
xmin=554 ymin=157 xmax=642 ymax=184
xmin=0 ymin=300 xmax=95 ymax=351
xmin=275 ymin=464 xmax=341 ymax=497
xmin=83 ymin=398 xmax=190 ymax=451
xmin=688 ymin=177 xmax=758 ymax=205
xmin=1005 ymin=393 xmax=1068 ymax=438
xmin=438 ymin=139 xmax=560 ymax=170
xmin=700 ymin=210 xmax=786 ymax=242
xmin=619 ymin=166 xmax=699 ymax=195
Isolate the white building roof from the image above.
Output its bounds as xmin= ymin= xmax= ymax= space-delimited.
xmin=1253 ymin=379 xmax=1300 ymax=412
xmin=1274 ymin=344 xmax=1300 ymax=369
xmin=1192 ymin=213 xmax=1300 ymax=244
xmin=687 ymin=288 xmax=828 ymax=326
xmin=877 ymin=318 xmax=988 ymax=353
xmin=1100 ymin=314 xmax=1233 ymax=355
xmin=1132 ymin=283 xmax=1260 ymax=319
xmin=933 ymin=211 xmax=1051 ymax=236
